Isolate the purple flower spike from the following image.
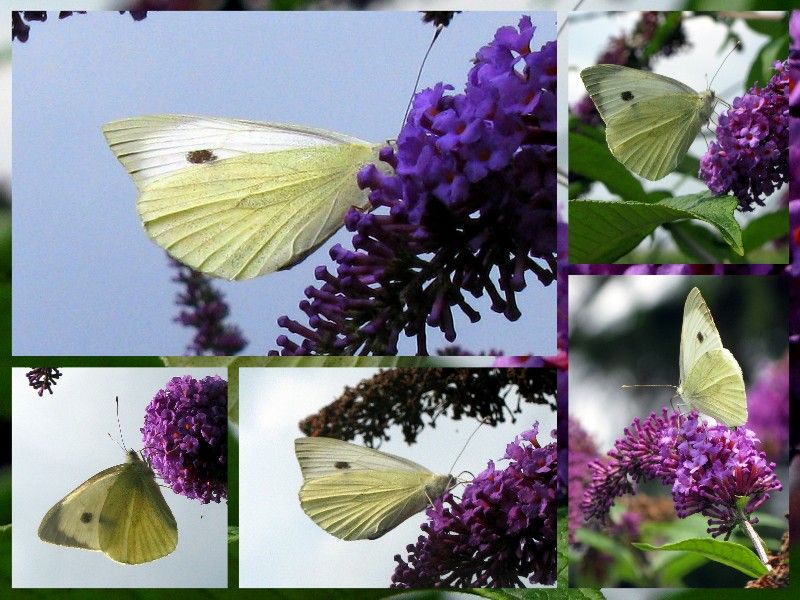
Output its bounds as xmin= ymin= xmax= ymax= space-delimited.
xmin=391 ymin=424 xmax=557 ymax=588
xmin=582 ymin=409 xmax=781 ymax=540
xmin=700 ymin=61 xmax=789 ymax=211
xmin=141 ymin=375 xmax=228 ymax=504
xmin=273 ymin=16 xmax=556 ymax=355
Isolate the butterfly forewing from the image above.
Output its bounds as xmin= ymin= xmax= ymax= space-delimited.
xmin=679 ymin=287 xmax=724 ymax=383
xmin=98 ymin=452 xmax=177 ymax=564
xmin=102 ymin=115 xmax=374 ymax=190
xmin=580 ymin=64 xmax=717 ymax=180
xmin=38 ymin=464 xmax=124 ymax=551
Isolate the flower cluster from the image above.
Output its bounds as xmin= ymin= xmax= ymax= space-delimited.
xmin=700 ymin=61 xmax=789 ymax=211
xmin=572 ymin=11 xmax=689 ymax=125
xmin=171 ymin=258 xmax=248 ymax=356
xmin=391 ymin=424 xmax=556 ymax=588
xmin=12 ymin=11 xmax=146 ymax=43
xmin=25 ymin=368 xmax=62 ymax=396
xmin=299 ymin=367 xmax=555 ymax=446
xmin=273 ymin=16 xmax=556 ymax=355
xmin=747 ymin=353 xmax=789 ymax=462
xmin=568 ymin=417 xmax=598 ymax=544
xmin=582 ymin=409 xmax=782 ymax=539
xmin=141 ymin=375 xmax=228 ymax=503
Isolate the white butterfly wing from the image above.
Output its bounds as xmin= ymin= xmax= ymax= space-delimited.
xmin=295 ymin=437 xmax=455 ymax=540
xmin=102 ymin=115 xmax=374 ymax=190
xmin=580 ymin=65 xmax=716 ymax=180
xmin=103 ymin=115 xmax=381 ymax=280
xmin=679 ymin=287 xmax=723 ymax=384
xmin=38 ymin=451 xmax=178 ymax=564
xmin=679 ymin=347 xmax=747 ymax=427
xmin=38 ymin=464 xmax=123 ymax=552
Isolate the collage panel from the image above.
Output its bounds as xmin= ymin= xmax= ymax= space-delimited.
xmin=11 ymin=367 xmax=229 ymax=588
xmin=568 ymin=10 xmax=789 ymax=265
xmin=11 ymin=10 xmax=557 ymax=358
xmin=568 ymin=276 xmax=789 ymax=588
xmin=237 ymin=366 xmax=558 ymax=588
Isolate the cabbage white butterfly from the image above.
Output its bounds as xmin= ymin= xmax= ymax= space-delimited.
xmin=102 ymin=115 xmax=384 ymax=280
xmin=676 ymin=287 xmax=746 ymax=426
xmin=294 ymin=437 xmax=457 ymax=540
xmin=38 ymin=449 xmax=178 ymax=564
xmin=624 ymin=287 xmax=747 ymax=426
xmin=580 ymin=64 xmax=717 ymax=181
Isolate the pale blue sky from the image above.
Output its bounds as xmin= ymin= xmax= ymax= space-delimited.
xmin=12 ymin=367 xmax=228 ymax=587
xmin=12 ymin=11 xmax=557 ymax=356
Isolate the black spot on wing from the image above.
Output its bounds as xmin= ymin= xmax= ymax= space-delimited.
xmin=186 ymin=149 xmax=217 ymax=164
xmin=697 ymin=332 xmax=704 ymax=343
xmin=334 ymin=461 xmax=351 ymax=469
xmin=80 ymin=512 xmax=93 ymax=524
xmin=621 ymin=91 xmax=634 ymax=101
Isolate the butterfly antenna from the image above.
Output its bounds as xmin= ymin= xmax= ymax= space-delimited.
xmin=401 ymin=23 xmax=443 ymax=132
xmin=621 ymin=384 xmax=678 ymax=390
xmin=709 ymin=41 xmax=741 ymax=88
xmin=114 ymin=396 xmax=127 ymax=451
xmin=447 ymin=418 xmax=488 ymax=474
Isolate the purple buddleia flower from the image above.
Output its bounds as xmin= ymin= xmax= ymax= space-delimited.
xmin=141 ymin=375 xmax=228 ymax=503
xmin=25 ymin=368 xmax=62 ymax=396
xmin=12 ymin=10 xmax=142 ymax=42
xmin=747 ymin=354 xmax=790 ymax=462
xmin=700 ymin=61 xmax=789 ymax=212
xmin=272 ymin=15 xmax=556 ymax=356
xmin=391 ymin=424 xmax=557 ymax=588
xmin=582 ymin=409 xmax=782 ymax=540
xmin=569 ymin=417 xmax=598 ymax=544
xmin=171 ymin=258 xmax=248 ymax=356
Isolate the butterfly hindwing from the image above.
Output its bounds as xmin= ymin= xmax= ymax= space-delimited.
xmin=680 ymin=348 xmax=747 ymax=427
xmin=98 ymin=452 xmax=177 ymax=564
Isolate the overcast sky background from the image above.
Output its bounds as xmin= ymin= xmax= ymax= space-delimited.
xmin=12 ymin=367 xmax=228 ymax=588
xmin=238 ymin=367 xmax=557 ymax=587
xmin=12 ymin=11 xmax=557 ymax=357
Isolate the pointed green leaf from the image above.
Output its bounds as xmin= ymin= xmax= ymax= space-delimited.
xmin=569 ymin=132 xmax=646 ymax=201
xmin=569 ymin=192 xmax=742 ymax=263
xmin=632 ymin=537 xmax=769 ymax=578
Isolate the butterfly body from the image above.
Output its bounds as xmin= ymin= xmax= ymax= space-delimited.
xmin=38 ymin=450 xmax=178 ymax=564
xmin=103 ymin=115 xmax=382 ymax=280
xmin=580 ymin=64 xmax=717 ymax=181
xmin=295 ymin=437 xmax=456 ymax=541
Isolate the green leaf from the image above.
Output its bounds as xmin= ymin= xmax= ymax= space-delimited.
xmin=746 ymin=34 xmax=789 ymax=89
xmin=557 ymin=506 xmax=569 ymax=588
xmin=568 ymin=132 xmax=646 ymax=201
xmin=744 ymin=15 xmax=790 ymax=38
xmin=569 ymin=192 xmax=743 ymax=263
xmin=632 ymin=537 xmax=769 ymax=578
xmin=666 ymin=221 xmax=739 ymax=263
xmin=228 ymin=526 xmax=239 ymax=543
xmin=741 ymin=207 xmax=789 ymax=255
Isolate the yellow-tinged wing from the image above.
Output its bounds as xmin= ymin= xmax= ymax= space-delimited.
xmin=295 ymin=437 xmax=456 ymax=540
xmin=103 ymin=115 xmax=382 ymax=280
xmin=678 ymin=348 xmax=747 ymax=427
xmin=679 ymin=287 xmax=723 ymax=384
xmin=38 ymin=464 xmax=123 ymax=552
xmin=38 ymin=451 xmax=177 ymax=564
xmin=98 ymin=452 xmax=178 ymax=564
xmin=580 ymin=64 xmax=716 ymax=180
